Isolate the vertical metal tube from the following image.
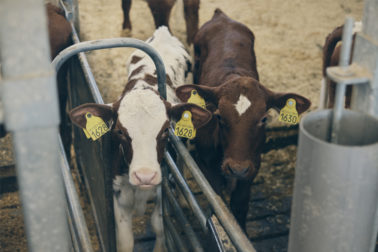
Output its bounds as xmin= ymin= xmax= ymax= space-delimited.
xmin=0 ymin=0 xmax=70 ymax=251
xmin=330 ymin=17 xmax=354 ymax=143
xmin=59 ymin=137 xmax=94 ymax=252
xmin=289 ymin=110 xmax=378 ymax=252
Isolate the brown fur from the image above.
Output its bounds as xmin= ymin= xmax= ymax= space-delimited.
xmin=176 ymin=9 xmax=311 ymax=230
xmin=322 ymin=25 xmax=356 ymax=108
xmin=46 ymin=3 xmax=72 ymax=59
xmin=121 ymin=0 xmax=199 ymax=44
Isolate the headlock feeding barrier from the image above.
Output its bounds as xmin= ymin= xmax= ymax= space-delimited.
xmin=0 ymin=0 xmax=377 ymax=251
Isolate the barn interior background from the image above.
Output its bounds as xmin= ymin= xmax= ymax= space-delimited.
xmin=0 ymin=0 xmax=367 ymax=251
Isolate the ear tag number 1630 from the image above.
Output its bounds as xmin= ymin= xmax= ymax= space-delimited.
xmin=84 ymin=112 xmax=110 ymax=141
xmin=279 ymin=98 xmax=299 ymax=125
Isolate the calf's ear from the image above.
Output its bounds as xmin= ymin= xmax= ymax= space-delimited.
xmin=69 ymin=103 xmax=115 ymax=129
xmin=268 ymin=92 xmax=311 ymax=114
xmin=168 ymin=103 xmax=212 ymax=129
xmin=175 ymin=84 xmax=220 ymax=106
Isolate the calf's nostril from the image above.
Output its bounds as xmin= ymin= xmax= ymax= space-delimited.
xmin=134 ymin=171 xmax=157 ymax=184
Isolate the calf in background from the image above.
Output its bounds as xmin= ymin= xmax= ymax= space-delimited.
xmin=69 ymin=26 xmax=211 ymax=252
xmin=321 ymin=22 xmax=362 ymax=108
xmin=176 ymin=9 xmax=311 ymax=230
xmin=122 ymin=0 xmax=199 ymax=44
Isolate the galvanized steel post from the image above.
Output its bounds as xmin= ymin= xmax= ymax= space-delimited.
xmin=0 ymin=0 xmax=70 ymax=251
xmin=350 ymin=0 xmax=378 ymax=115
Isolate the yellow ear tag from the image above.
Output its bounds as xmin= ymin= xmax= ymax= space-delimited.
xmin=187 ymin=90 xmax=206 ymax=109
xmin=278 ymin=98 xmax=300 ymax=125
xmin=174 ymin=111 xmax=196 ymax=139
xmin=84 ymin=112 xmax=110 ymax=141
xmin=83 ymin=128 xmax=91 ymax=139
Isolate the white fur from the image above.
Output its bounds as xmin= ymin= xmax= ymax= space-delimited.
xmin=235 ymin=94 xmax=251 ymax=116
xmin=113 ymin=175 xmax=165 ymax=252
xmin=118 ymin=88 xmax=166 ymax=186
xmin=127 ymin=26 xmax=191 ymax=104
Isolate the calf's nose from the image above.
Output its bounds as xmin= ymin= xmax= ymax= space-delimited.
xmin=134 ymin=171 xmax=157 ymax=185
xmin=226 ymin=165 xmax=250 ymax=177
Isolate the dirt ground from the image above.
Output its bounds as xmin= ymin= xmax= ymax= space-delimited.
xmin=0 ymin=0 xmax=364 ymax=251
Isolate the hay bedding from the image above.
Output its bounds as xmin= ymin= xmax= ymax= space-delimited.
xmin=0 ymin=0 xmax=363 ymax=251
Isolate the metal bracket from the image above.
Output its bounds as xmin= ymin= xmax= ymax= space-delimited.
xmin=326 ymin=63 xmax=372 ymax=86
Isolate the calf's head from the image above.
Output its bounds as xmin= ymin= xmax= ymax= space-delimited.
xmin=176 ymin=77 xmax=311 ymax=180
xmin=70 ymin=89 xmax=211 ymax=188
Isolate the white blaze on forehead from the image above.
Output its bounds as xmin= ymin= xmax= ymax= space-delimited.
xmin=235 ymin=94 xmax=251 ymax=116
xmin=118 ymin=88 xmax=167 ymax=181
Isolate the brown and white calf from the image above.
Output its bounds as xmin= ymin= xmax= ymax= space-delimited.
xmin=122 ymin=0 xmax=199 ymax=44
xmin=320 ymin=21 xmax=362 ymax=108
xmin=69 ymin=26 xmax=211 ymax=252
xmin=176 ymin=9 xmax=311 ymax=230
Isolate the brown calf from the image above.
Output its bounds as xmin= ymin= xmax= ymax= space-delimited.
xmin=176 ymin=9 xmax=311 ymax=230
xmin=46 ymin=2 xmax=73 ymax=157
xmin=122 ymin=0 xmax=199 ymax=44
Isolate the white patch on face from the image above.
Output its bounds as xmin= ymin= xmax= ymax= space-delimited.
xmin=235 ymin=94 xmax=251 ymax=116
xmin=118 ymin=88 xmax=167 ymax=186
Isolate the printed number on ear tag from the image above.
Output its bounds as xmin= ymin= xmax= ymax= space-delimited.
xmin=174 ymin=111 xmax=196 ymax=139
xmin=84 ymin=112 xmax=110 ymax=141
xmin=279 ymin=98 xmax=299 ymax=125
xmin=188 ymin=90 xmax=206 ymax=109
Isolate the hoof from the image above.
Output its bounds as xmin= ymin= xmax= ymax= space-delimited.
xmin=121 ymin=28 xmax=132 ymax=38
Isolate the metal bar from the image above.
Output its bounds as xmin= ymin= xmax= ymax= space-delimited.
xmin=167 ymin=128 xmax=256 ymax=252
xmin=330 ymin=17 xmax=354 ymax=143
xmin=59 ymin=136 xmax=94 ymax=252
xmin=52 ymin=38 xmax=167 ymax=100
xmin=0 ymin=0 xmax=70 ymax=251
xmin=163 ymin=213 xmax=190 ymax=252
xmin=350 ymin=0 xmax=378 ymax=115
xmin=163 ymin=179 xmax=204 ymax=252
xmin=164 ymin=151 xmax=207 ymax=231
xmin=69 ymin=24 xmax=104 ymax=104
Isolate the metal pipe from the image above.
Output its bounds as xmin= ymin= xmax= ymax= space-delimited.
xmin=0 ymin=0 xmax=70 ymax=250
xmin=69 ymin=24 xmax=104 ymax=104
xmin=168 ymin=128 xmax=256 ymax=252
xmin=163 ymin=179 xmax=205 ymax=252
xmin=59 ymin=136 xmax=94 ymax=252
xmin=52 ymin=38 xmax=167 ymax=100
xmin=164 ymin=151 xmax=207 ymax=231
xmin=163 ymin=210 xmax=190 ymax=252
xmin=330 ymin=17 xmax=354 ymax=143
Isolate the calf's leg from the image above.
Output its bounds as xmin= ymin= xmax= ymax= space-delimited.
xmin=151 ymin=186 xmax=166 ymax=252
xmin=146 ymin=0 xmax=175 ymax=29
xmin=183 ymin=0 xmax=199 ymax=44
xmin=113 ymin=176 xmax=134 ymax=252
xmin=122 ymin=0 xmax=132 ymax=30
